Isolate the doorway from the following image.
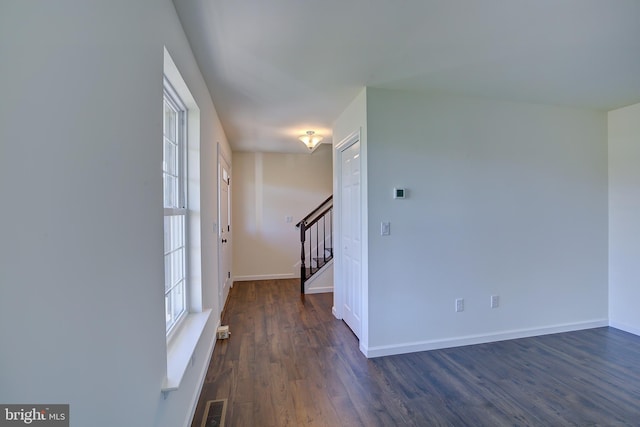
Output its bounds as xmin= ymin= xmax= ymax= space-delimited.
xmin=218 ymin=145 xmax=232 ymax=312
xmin=335 ymin=131 xmax=362 ymax=339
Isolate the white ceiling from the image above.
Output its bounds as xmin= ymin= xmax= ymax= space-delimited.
xmin=173 ymin=0 xmax=640 ymax=154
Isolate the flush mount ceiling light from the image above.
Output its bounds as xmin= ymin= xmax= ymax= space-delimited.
xmin=299 ymin=130 xmax=323 ymax=150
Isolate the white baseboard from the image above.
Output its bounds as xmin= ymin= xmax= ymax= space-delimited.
xmin=233 ymin=273 xmax=296 ymax=282
xmin=609 ymin=320 xmax=640 ymax=337
xmin=362 ymin=318 xmax=609 ymax=358
xmin=305 ymin=286 xmax=333 ymax=294
xmin=332 ymin=306 xmax=340 ymax=319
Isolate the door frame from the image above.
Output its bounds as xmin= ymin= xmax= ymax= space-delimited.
xmin=333 ymin=128 xmax=368 ymax=353
xmin=217 ymin=143 xmax=232 ymax=317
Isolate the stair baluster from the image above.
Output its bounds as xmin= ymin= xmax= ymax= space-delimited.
xmin=296 ymin=195 xmax=333 ymax=296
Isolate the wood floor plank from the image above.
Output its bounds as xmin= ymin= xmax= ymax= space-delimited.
xmin=191 ymin=279 xmax=640 ymax=426
xmin=267 ymin=361 xmax=298 ymax=426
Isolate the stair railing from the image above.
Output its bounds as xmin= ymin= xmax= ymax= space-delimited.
xmin=296 ymin=195 xmax=333 ymax=295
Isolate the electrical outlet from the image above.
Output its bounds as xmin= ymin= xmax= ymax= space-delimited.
xmin=491 ymin=295 xmax=499 ymax=308
xmin=455 ymin=298 xmax=464 ymax=312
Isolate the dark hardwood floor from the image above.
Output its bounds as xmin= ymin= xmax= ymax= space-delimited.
xmin=192 ymin=279 xmax=640 ymax=426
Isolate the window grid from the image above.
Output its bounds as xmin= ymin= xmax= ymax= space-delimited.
xmin=163 ymin=82 xmax=187 ymax=334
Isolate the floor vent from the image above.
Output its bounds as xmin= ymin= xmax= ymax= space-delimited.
xmin=200 ymin=399 xmax=227 ymax=427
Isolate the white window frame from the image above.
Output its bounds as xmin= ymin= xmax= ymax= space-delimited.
xmin=163 ymin=78 xmax=189 ymax=336
xmin=162 ymin=47 xmax=211 ymax=395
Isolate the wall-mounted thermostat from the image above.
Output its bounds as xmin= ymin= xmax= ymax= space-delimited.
xmin=393 ymin=188 xmax=406 ymax=199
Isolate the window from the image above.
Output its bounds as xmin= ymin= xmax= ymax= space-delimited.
xmin=161 ymin=48 xmax=211 ymax=393
xmin=163 ymin=80 xmax=188 ymax=334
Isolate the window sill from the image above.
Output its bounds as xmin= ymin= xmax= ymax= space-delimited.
xmin=162 ymin=309 xmax=212 ymax=394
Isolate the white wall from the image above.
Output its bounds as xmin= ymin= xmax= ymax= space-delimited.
xmin=232 ymin=148 xmax=333 ymax=280
xmin=0 ymin=1 xmax=231 ymax=426
xmin=608 ymin=102 xmax=640 ymax=335
xmin=364 ymin=88 xmax=608 ymax=356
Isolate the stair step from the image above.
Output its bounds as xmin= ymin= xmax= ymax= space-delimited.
xmin=313 ymin=255 xmax=333 ymax=264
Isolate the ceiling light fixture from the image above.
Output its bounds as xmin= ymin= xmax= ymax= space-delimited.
xmin=299 ymin=130 xmax=323 ymax=150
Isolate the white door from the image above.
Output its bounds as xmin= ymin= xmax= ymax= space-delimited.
xmin=219 ymin=154 xmax=232 ymax=306
xmin=340 ymin=139 xmax=361 ymax=338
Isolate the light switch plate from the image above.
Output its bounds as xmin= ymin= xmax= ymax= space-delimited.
xmin=381 ymin=221 xmax=391 ymax=236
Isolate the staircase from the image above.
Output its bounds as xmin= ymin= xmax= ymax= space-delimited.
xmin=296 ymin=195 xmax=333 ymax=295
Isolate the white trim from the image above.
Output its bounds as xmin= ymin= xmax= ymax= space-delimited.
xmin=333 ymin=130 xmax=361 ymax=321
xmin=164 ymin=47 xmax=203 ymax=316
xmin=162 ymin=309 xmax=212 ymax=393
xmin=333 ymin=129 xmax=365 ymax=342
xmin=609 ymin=320 xmax=640 ymax=337
xmin=164 ymin=207 xmax=188 ymax=216
xmin=233 ymin=273 xmax=296 ymax=282
xmin=217 ymin=143 xmax=232 ymax=318
xmin=305 ymin=286 xmax=334 ymax=295
xmin=334 ymin=129 xmax=361 ymax=152
xmin=362 ymin=319 xmax=609 ymax=358
xmin=162 ymin=48 xmax=208 ymax=400
xmin=182 ymin=318 xmax=219 ymax=427
xmin=332 ymin=305 xmax=340 ymax=319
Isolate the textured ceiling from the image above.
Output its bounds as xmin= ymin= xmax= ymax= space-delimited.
xmin=173 ymin=0 xmax=640 ymax=153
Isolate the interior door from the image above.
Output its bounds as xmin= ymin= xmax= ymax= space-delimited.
xmin=340 ymin=139 xmax=361 ymax=338
xmin=219 ymin=155 xmax=232 ymax=306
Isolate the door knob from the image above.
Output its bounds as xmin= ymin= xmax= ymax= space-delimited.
xmin=222 ymin=239 xmax=227 ymax=243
